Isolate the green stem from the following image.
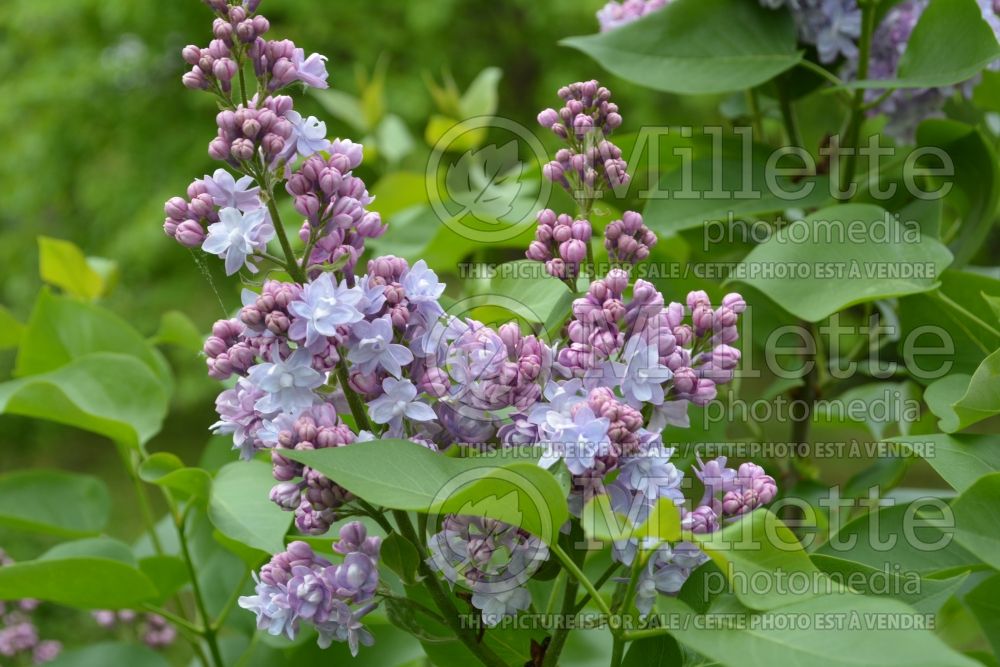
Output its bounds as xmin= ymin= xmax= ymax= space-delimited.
xmin=572 ymin=561 xmax=621 ymax=614
xmin=610 ymin=636 xmax=626 ymax=667
xmin=176 ymin=505 xmax=225 ymax=667
xmin=777 ymin=78 xmax=802 ymax=148
xmin=550 ymin=545 xmax=613 ymax=618
xmin=142 ymin=604 xmax=203 ymax=635
xmin=840 ymin=0 xmax=877 ymax=197
xmin=623 ymin=627 xmax=673 ymax=642
xmin=745 ymin=87 xmax=763 ymax=139
xmin=212 ymin=567 xmax=251 ymax=631
xmin=336 ymin=361 xmax=374 ymax=432
xmin=391 ymin=510 xmax=508 ymax=667
xmin=264 ymin=197 xmax=306 ymax=283
xmin=541 ymin=575 xmax=579 ymax=667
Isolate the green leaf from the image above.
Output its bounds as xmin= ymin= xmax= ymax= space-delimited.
xmin=730 ymin=203 xmax=953 ymax=321
xmin=285 ymin=440 xmax=568 ymax=543
xmin=561 ymin=0 xmax=801 ymax=94
xmin=47 ymin=642 xmax=170 ymax=667
xmin=150 ymin=310 xmax=203 ymax=353
xmin=643 ymin=157 xmax=832 ymax=234
xmin=946 ymin=350 xmax=1000 ymax=432
xmin=951 ymin=472 xmax=1000 ymax=570
xmin=621 ymin=633 xmax=681 ymax=667
xmin=0 ymin=305 xmax=24 ymax=350
xmin=924 ymin=375 xmax=973 ymax=432
xmin=311 ymin=88 xmax=368 ymax=133
xmin=818 ymin=502 xmax=979 ymax=576
xmin=693 ymin=509 xmax=826 ymax=611
xmin=0 ymin=469 xmax=110 ymax=537
xmin=37 ymin=236 xmax=106 ymax=300
xmin=380 ymin=533 xmax=421 ymax=585
xmin=916 ymin=121 xmax=999 ymax=267
xmin=0 ymin=353 xmax=169 ymax=448
xmin=208 ymin=460 xmax=292 ymax=555
xmin=374 ymin=114 xmax=416 ymax=165
xmin=138 ymin=555 xmax=189 ymax=604
xmin=810 ymin=554 xmax=967 ymax=614
xmin=889 ymin=434 xmax=1000 ymax=493
xmin=15 ymin=289 xmax=171 ymax=387
xmin=0 ymin=539 xmax=157 ymax=608
xmin=851 ymin=0 xmax=1000 ymax=90
xmin=965 ymin=574 xmax=1000 ymax=660
xmin=658 ymin=594 xmax=979 ymax=667
xmin=463 ymin=260 xmax=575 ymax=327
xmin=139 ymin=452 xmax=212 ymax=506
xmin=458 ymin=67 xmax=502 ymax=118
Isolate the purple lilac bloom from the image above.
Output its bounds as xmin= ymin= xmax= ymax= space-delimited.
xmin=292 ymin=48 xmax=329 ymax=89
xmin=596 ymin=0 xmax=669 ymax=32
xmin=367 ymin=377 xmax=436 ymax=430
xmin=202 ymin=168 xmax=261 ymax=211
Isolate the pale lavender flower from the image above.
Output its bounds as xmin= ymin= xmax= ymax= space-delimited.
xmin=292 ymin=48 xmax=329 ymax=88
xmin=210 ymin=378 xmax=266 ymax=459
xmin=618 ymin=444 xmax=684 ymax=504
xmin=247 ymin=348 xmax=325 ymax=415
xmin=316 ymin=601 xmax=375 ymax=655
xmin=597 ymin=0 xmax=669 ymax=32
xmin=202 ymin=206 xmax=275 ymax=275
xmin=471 ymin=586 xmax=532 ymax=627
xmin=367 ymin=377 xmax=436 ymax=426
xmin=279 ymin=110 xmax=331 ymax=163
xmin=617 ymin=335 xmax=671 ymax=406
xmin=347 ymin=316 xmax=413 ymax=378
xmin=202 ymin=168 xmax=261 ymax=211
xmin=536 ymin=404 xmax=611 ymax=475
xmin=288 ymin=273 xmax=365 ymax=348
xmin=238 ymin=574 xmax=297 ymax=639
xmin=287 ymin=565 xmax=332 ymax=622
xmin=401 ymin=260 xmax=445 ymax=321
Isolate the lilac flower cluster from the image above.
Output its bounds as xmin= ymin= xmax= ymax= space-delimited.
xmin=596 ymin=0 xmax=670 ymax=32
xmin=239 ymin=523 xmax=381 ymax=655
xmin=537 ymin=81 xmax=630 ymax=199
xmin=92 ymin=609 xmax=178 ymax=649
xmin=757 ymin=0 xmax=1000 ymax=140
xmin=172 ymin=1 xmax=777 ymax=648
xmin=0 ymin=550 xmax=61 ymax=665
xmin=525 ymin=209 xmax=593 ymax=281
xmin=428 ymin=516 xmax=549 ymax=626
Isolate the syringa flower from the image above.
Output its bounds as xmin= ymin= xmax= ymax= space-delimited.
xmin=615 ymin=335 xmax=672 ymax=407
xmin=202 ymin=206 xmax=275 ymax=275
xmin=316 ymin=602 xmax=375 ymax=656
xmin=536 ymin=404 xmax=611 ymax=475
xmin=211 ymin=377 xmax=266 ymax=459
xmin=239 ymin=573 xmax=297 ymax=639
xmin=292 ymin=48 xmax=329 ymax=88
xmin=279 ymin=110 xmax=331 ymax=163
xmin=288 ymin=273 xmax=364 ymax=348
xmin=401 ymin=260 xmax=446 ymax=322
xmin=367 ymin=378 xmax=436 ymax=429
xmin=347 ymin=316 xmax=413 ymax=378
xmin=247 ymin=348 xmax=325 ymax=415
xmin=202 ymin=168 xmax=261 ymax=211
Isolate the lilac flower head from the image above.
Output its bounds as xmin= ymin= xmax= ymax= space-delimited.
xmin=292 ymin=48 xmax=329 ymax=88
xmin=288 ymin=273 xmax=365 ymax=348
xmin=202 ymin=206 xmax=275 ymax=275
xmin=247 ymin=348 xmax=325 ymax=415
xmin=367 ymin=377 xmax=436 ymax=427
xmin=536 ymin=403 xmax=611 ymax=475
xmin=202 ymin=168 xmax=261 ymax=211
xmin=280 ymin=110 xmax=332 ymax=163
xmin=347 ymin=316 xmax=413 ymax=378
xmin=238 ymin=573 xmax=297 ymax=639
xmin=315 ymin=601 xmax=375 ymax=656
xmin=401 ymin=260 xmax=446 ymax=321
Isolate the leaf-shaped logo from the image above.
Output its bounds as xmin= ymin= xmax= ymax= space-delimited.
xmin=445 ymin=140 xmax=525 ymax=223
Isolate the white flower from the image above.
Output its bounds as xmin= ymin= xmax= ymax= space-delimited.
xmin=347 ymin=316 xmax=413 ymax=378
xmin=202 ymin=168 xmax=261 ymax=211
xmin=247 ymin=349 xmax=324 ymax=415
xmin=288 ymin=273 xmax=364 ymax=348
xmin=202 ymin=207 xmax=274 ymax=275
xmin=367 ymin=378 xmax=436 ymax=426
xmin=471 ymin=586 xmax=531 ymax=627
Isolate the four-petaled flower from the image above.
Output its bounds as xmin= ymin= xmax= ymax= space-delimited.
xmin=202 ymin=168 xmax=261 ymax=211
xmin=288 ymin=273 xmax=364 ymax=348
xmin=202 ymin=207 xmax=275 ymax=275
xmin=247 ymin=348 xmax=324 ymax=415
xmin=347 ymin=316 xmax=413 ymax=378
xmin=367 ymin=378 xmax=436 ymax=427
xmin=292 ymin=48 xmax=329 ymax=89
